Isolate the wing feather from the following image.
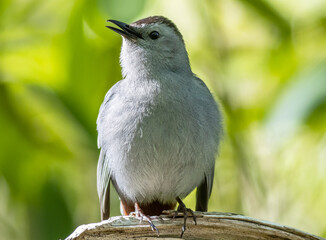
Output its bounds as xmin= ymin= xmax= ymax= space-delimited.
xmin=96 ymin=81 xmax=121 ymax=219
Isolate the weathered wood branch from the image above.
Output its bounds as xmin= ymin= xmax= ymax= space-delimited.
xmin=65 ymin=212 xmax=325 ymax=240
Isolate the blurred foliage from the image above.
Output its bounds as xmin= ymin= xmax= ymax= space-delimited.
xmin=0 ymin=0 xmax=326 ymax=239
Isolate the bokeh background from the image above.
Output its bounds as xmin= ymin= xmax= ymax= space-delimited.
xmin=1 ymin=0 xmax=326 ymax=239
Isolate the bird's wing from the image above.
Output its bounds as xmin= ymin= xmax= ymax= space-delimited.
xmin=194 ymin=76 xmax=211 ymax=93
xmin=194 ymin=76 xmax=219 ymax=212
xmin=195 ymin=165 xmax=215 ymax=212
xmin=96 ymin=81 xmax=121 ymax=220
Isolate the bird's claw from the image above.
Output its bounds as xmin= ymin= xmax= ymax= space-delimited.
xmin=175 ymin=197 xmax=197 ymax=237
xmin=130 ymin=203 xmax=160 ymax=236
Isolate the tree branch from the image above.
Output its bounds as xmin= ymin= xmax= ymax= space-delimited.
xmin=65 ymin=212 xmax=324 ymax=240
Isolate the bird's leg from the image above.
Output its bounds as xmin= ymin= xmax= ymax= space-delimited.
xmin=130 ymin=202 xmax=159 ymax=236
xmin=176 ymin=197 xmax=197 ymax=238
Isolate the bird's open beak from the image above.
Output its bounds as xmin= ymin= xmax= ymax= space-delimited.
xmin=106 ymin=20 xmax=143 ymax=39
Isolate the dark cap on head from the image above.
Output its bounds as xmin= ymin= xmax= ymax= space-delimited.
xmin=132 ymin=16 xmax=184 ymax=41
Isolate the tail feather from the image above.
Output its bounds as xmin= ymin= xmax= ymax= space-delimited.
xmin=195 ymin=178 xmax=209 ymax=211
xmin=101 ymin=183 xmax=110 ymax=220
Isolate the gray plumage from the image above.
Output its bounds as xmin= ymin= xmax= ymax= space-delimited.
xmin=97 ymin=16 xmax=223 ymax=219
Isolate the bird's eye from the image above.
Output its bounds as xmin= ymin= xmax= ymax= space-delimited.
xmin=149 ymin=31 xmax=160 ymax=40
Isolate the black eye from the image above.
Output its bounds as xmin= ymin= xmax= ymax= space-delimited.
xmin=149 ymin=31 xmax=159 ymax=40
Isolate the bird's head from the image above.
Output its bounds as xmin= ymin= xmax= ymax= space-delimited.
xmin=107 ymin=16 xmax=192 ymax=78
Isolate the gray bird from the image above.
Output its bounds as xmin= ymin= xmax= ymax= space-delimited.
xmin=97 ymin=16 xmax=223 ymax=236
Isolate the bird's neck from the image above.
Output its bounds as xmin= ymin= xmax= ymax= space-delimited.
xmin=120 ymin=52 xmax=153 ymax=81
xmin=120 ymin=43 xmax=192 ymax=83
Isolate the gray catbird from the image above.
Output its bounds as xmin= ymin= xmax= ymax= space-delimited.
xmin=97 ymin=16 xmax=223 ymax=236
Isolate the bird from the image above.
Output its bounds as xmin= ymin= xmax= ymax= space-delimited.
xmin=97 ymin=16 xmax=223 ymax=236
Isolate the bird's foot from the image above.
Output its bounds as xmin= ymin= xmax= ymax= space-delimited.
xmin=175 ymin=197 xmax=197 ymax=238
xmin=129 ymin=202 xmax=159 ymax=236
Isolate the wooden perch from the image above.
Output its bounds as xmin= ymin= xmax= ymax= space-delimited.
xmin=65 ymin=212 xmax=325 ymax=240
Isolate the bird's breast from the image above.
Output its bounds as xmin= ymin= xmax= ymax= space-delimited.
xmin=105 ymin=80 xmax=217 ymax=204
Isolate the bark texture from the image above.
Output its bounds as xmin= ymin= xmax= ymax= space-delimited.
xmin=65 ymin=212 xmax=325 ymax=240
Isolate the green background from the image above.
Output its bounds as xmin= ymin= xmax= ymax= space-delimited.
xmin=0 ymin=0 xmax=326 ymax=239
